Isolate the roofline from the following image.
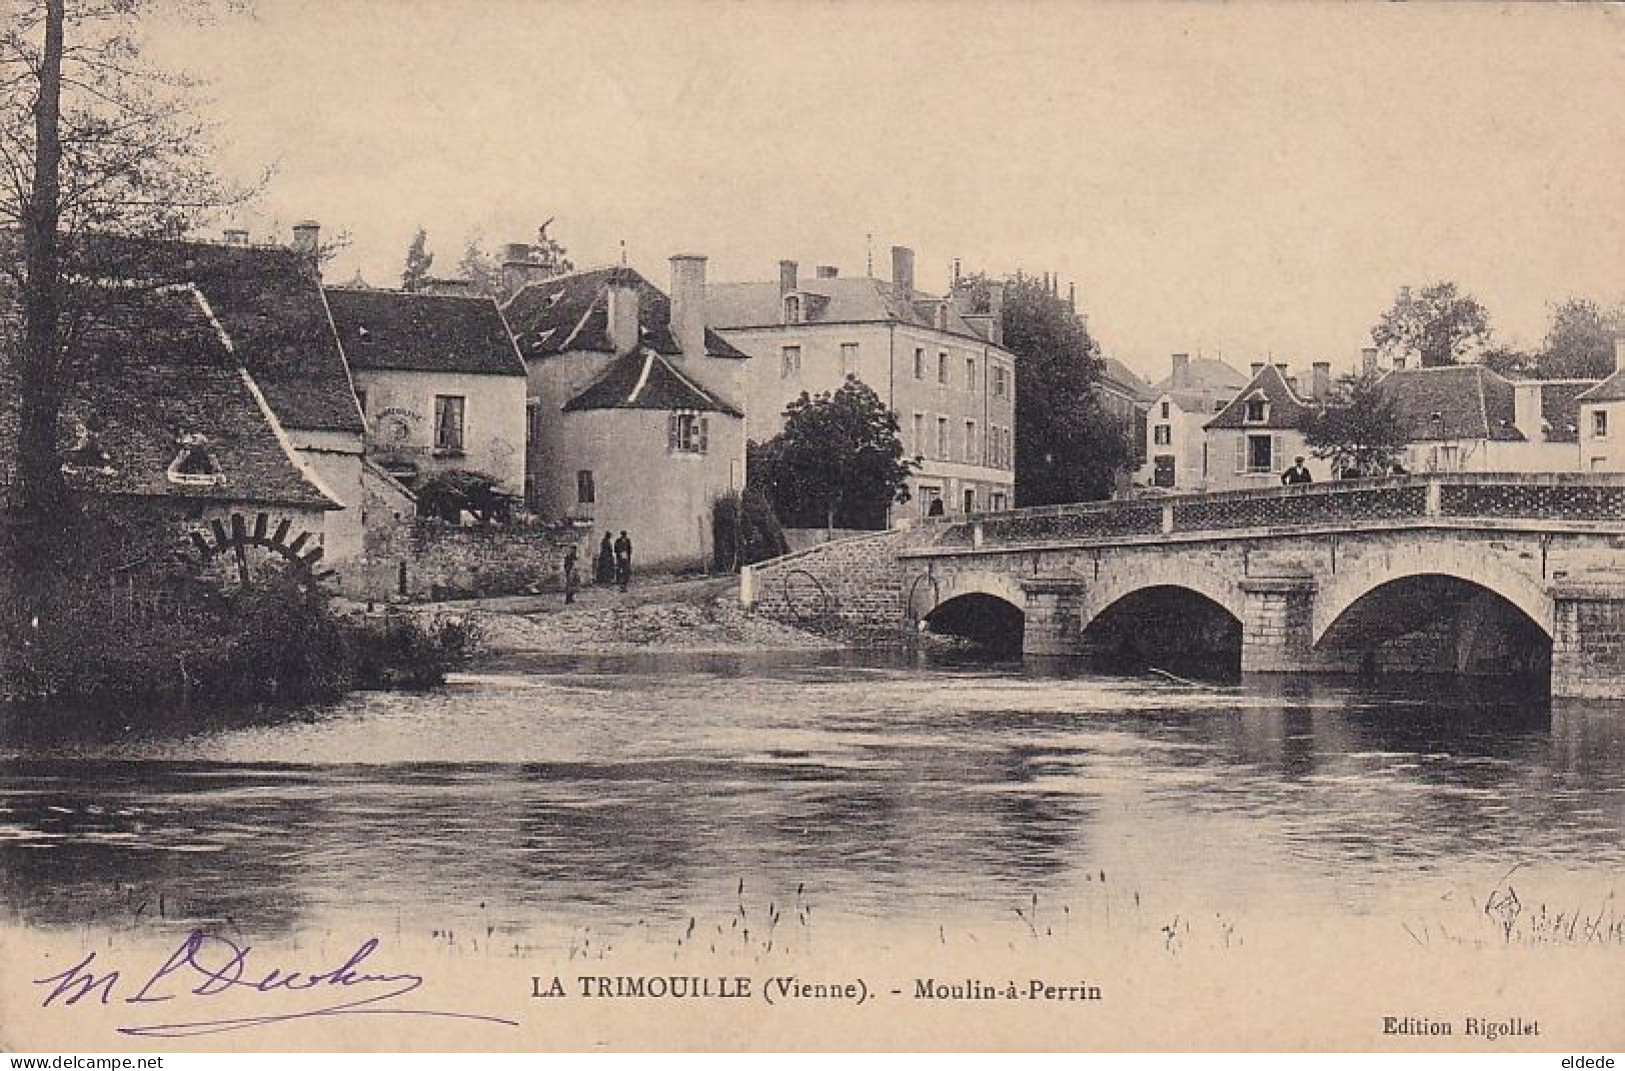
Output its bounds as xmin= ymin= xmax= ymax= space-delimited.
xmin=183 ymin=285 xmax=349 ymax=511
xmin=714 ymin=319 xmax=1015 ymax=355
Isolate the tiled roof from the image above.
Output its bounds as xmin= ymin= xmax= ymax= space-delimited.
xmin=1537 ymin=380 xmax=1598 ymax=443
xmin=1151 ymin=356 xmax=1250 ymax=395
xmin=505 ymin=267 xmax=748 ymax=361
xmin=561 ymin=348 xmax=743 ymax=417
xmin=1206 ymin=363 xmax=1316 ymax=430
xmin=1577 ymin=368 xmax=1625 ymax=404
xmin=323 ymin=288 xmax=525 ymax=376
xmin=84 ymin=237 xmax=365 ymax=434
xmin=1376 ymin=365 xmax=1519 ymax=441
xmin=1098 ymin=356 xmax=1153 ymax=402
xmin=51 ymin=286 xmax=337 ymax=508
xmin=705 ymin=277 xmax=1000 ymax=346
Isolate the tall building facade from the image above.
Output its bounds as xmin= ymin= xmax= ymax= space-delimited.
xmin=708 ymin=246 xmax=1016 ymax=518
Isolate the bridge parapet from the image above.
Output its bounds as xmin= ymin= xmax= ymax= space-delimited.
xmin=917 ymin=473 xmax=1625 ymax=553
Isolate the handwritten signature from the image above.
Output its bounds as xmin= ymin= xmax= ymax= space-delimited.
xmin=33 ymin=930 xmax=519 ymax=1038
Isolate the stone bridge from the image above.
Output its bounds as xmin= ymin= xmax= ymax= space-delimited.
xmin=740 ymin=474 xmax=1625 ymax=698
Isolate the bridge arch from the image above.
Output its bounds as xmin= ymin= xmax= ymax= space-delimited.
xmin=918 ymin=570 xmax=1026 ymax=653
xmin=1311 ymin=542 xmax=1553 ymax=646
xmin=1079 ymin=567 xmax=1246 ymax=635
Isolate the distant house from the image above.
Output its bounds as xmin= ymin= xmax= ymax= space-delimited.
xmin=0 ymin=281 xmax=340 ymax=576
xmin=502 ymin=255 xmax=748 ymax=569
xmin=322 ymin=288 xmax=528 ymax=497
xmin=1138 ymin=354 xmax=1250 ymax=490
xmin=708 ymin=247 xmax=1017 ymax=517
xmin=1203 ymin=362 xmax=1332 ymax=489
xmin=1376 ymin=364 xmax=1595 ymax=474
xmin=1095 ymin=356 xmax=1152 ymax=473
xmin=1576 ymin=340 xmax=1625 ymax=473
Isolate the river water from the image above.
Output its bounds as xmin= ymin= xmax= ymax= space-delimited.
xmin=3 ymin=650 xmax=1623 ymax=952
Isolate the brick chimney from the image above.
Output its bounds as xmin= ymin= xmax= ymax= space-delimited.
xmin=1251 ymin=362 xmax=1265 ymax=377
xmin=1615 ymin=335 xmax=1625 ymax=374
xmin=1361 ymin=347 xmax=1379 ymax=377
xmin=1312 ymin=361 xmax=1331 ymax=402
xmin=503 ymin=243 xmax=542 ymax=295
xmin=223 ymin=228 xmax=249 ymax=247
xmin=291 ymin=220 xmax=320 ymax=255
xmin=1171 ymin=353 xmax=1190 ymax=389
xmin=778 ymin=259 xmax=798 ymax=296
xmin=669 ymin=253 xmax=708 ymax=358
xmin=891 ymin=245 xmax=915 ymax=297
xmin=606 ymin=269 xmax=641 ymax=357
xmin=815 ymin=265 xmax=839 ymax=279
xmin=986 ymin=281 xmax=1005 ymax=347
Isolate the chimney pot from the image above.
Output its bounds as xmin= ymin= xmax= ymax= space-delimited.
xmin=669 ymin=253 xmax=708 ymax=358
xmin=815 ymin=265 xmax=838 ymax=279
xmin=891 ymin=245 xmax=915 ymax=297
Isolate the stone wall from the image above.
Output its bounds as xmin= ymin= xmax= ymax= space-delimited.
xmin=741 ymin=527 xmax=920 ymax=631
xmin=1552 ymin=581 xmax=1625 ymax=700
xmin=360 ymin=517 xmax=588 ymax=601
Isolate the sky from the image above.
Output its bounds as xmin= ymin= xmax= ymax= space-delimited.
xmin=142 ymin=0 xmax=1625 ymax=382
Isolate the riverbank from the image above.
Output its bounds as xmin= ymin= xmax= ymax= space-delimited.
xmin=393 ymin=573 xmax=869 ymax=656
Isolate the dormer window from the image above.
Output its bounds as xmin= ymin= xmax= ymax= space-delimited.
xmin=784 ymin=294 xmax=802 ymax=324
xmin=61 ymin=421 xmax=115 ymax=476
xmin=1244 ymin=396 xmax=1269 ymax=424
xmin=167 ymin=433 xmax=223 ymax=486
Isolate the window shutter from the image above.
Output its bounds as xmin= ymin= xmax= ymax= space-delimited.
xmin=1234 ymin=436 xmax=1246 ymax=474
xmin=698 ymin=416 xmax=709 ymax=453
xmin=1272 ymin=434 xmax=1285 ymax=471
xmin=668 ymin=413 xmax=679 ymax=451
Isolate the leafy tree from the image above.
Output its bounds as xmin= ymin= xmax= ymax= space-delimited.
xmin=400 ymin=226 xmax=433 ymax=292
xmin=1479 ymin=344 xmax=1539 ymax=379
xmin=1537 ymin=297 xmax=1624 ymax=379
xmin=960 ymin=272 xmax=1132 ymax=504
xmin=711 ymin=488 xmax=788 ymax=571
xmin=748 ymin=376 xmax=916 ymax=530
xmin=1304 ymin=372 xmax=1409 ymax=478
xmin=1371 ymin=281 xmax=1492 ymax=368
xmin=1 ymin=0 xmax=244 ymax=540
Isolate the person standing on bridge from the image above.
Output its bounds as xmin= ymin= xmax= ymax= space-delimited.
xmin=1282 ymin=457 xmax=1313 ymax=485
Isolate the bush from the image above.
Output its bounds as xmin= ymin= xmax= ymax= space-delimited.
xmin=343 ymin=612 xmax=479 ymax=690
xmin=712 ymin=489 xmax=789 ymax=571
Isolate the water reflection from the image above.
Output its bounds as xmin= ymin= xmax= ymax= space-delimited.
xmin=2 ymin=651 xmax=1622 ymax=944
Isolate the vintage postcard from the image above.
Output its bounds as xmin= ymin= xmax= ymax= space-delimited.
xmin=2 ymin=0 xmax=1624 ymax=1054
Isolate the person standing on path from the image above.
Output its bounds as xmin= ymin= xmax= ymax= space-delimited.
xmin=562 ymin=544 xmax=579 ymax=605
xmin=614 ymin=530 xmax=633 ymax=592
xmin=596 ymin=532 xmax=615 ymax=585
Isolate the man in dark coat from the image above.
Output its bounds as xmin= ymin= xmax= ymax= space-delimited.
xmin=1281 ymin=457 xmax=1314 ymax=485
xmin=614 ymin=531 xmax=633 ymax=592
